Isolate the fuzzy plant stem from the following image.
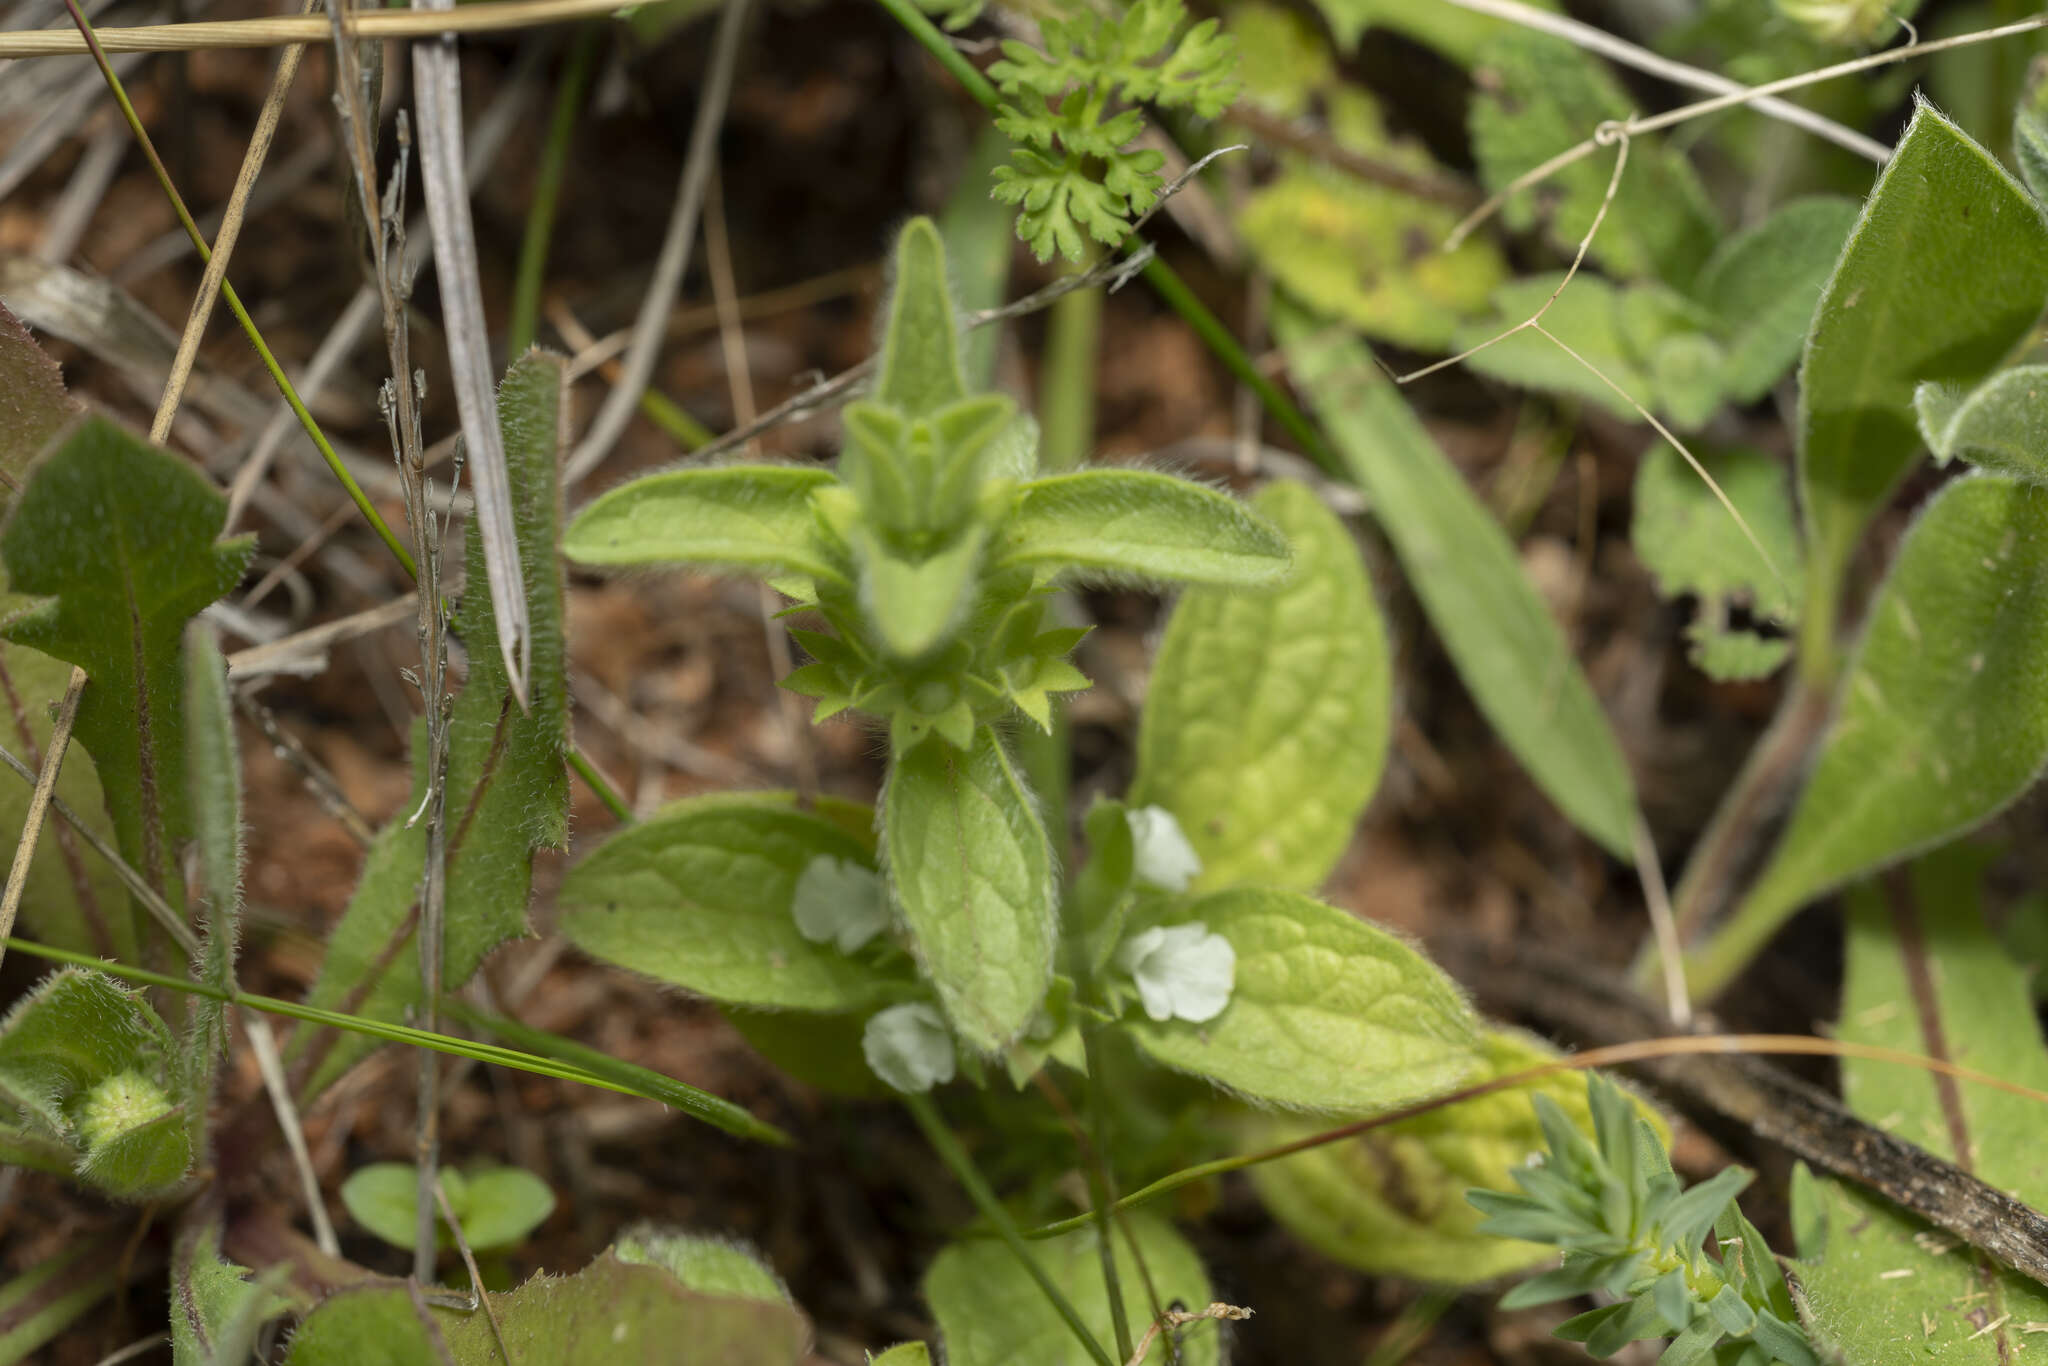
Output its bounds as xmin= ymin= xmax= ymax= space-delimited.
xmin=903 ymin=1092 xmax=1117 ymax=1366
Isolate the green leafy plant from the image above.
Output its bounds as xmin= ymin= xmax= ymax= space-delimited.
xmin=1471 ymin=1077 xmax=1818 ymax=1365
xmin=341 ymin=1162 xmax=557 ymax=1256
xmin=987 ymin=0 xmax=1240 ymax=261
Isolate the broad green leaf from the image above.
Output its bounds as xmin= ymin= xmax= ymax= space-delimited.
xmin=1130 ymin=479 xmax=1389 ymax=892
xmin=994 ymin=469 xmax=1290 ymax=588
xmin=1245 ymin=1031 xmax=1664 ymax=1284
xmin=1240 ymin=162 xmax=1505 ymax=351
xmin=1469 ymin=31 xmax=1718 ymax=285
xmin=0 ymin=301 xmax=74 ymax=482
xmin=558 ymin=793 xmax=912 ymax=1012
xmin=178 ymin=625 xmax=240 ymax=1154
xmin=564 ymin=466 xmax=843 ymax=584
xmin=299 ymin=354 xmax=571 ymax=1094
xmin=615 ymin=1229 xmax=787 ymax=1303
xmin=1798 ymin=103 xmax=2048 ymax=630
xmin=1124 ymin=886 xmax=1481 ymax=1112
xmin=338 ymin=1162 xmax=421 ymax=1250
xmin=284 ymin=1251 xmax=810 ymax=1366
xmin=1631 ymin=445 xmax=1802 ymax=680
xmin=1302 ymin=0 xmax=1557 ymax=61
xmin=924 ymin=1214 xmax=1217 ymax=1366
xmin=1691 ymin=196 xmax=1858 ymax=404
xmin=876 ymin=218 xmax=967 ymax=419
xmin=1916 ymin=366 xmax=2048 ymax=483
xmin=1277 ymin=303 xmax=1640 ymax=857
xmin=1791 ymin=846 xmax=2048 ymax=1364
xmin=0 ymin=416 xmax=255 ymax=909
xmin=1696 ymin=474 xmax=2048 ymax=994
xmin=885 ymin=727 xmax=1055 ymax=1053
xmin=171 ymin=1218 xmax=286 ymax=1366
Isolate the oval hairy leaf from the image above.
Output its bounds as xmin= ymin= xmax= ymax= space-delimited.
xmin=925 ymin=1215 xmax=1216 ymax=1366
xmin=1277 ymin=302 xmax=1640 ymax=857
xmin=885 ymin=728 xmax=1056 ymax=1053
xmin=1917 ymin=365 xmax=2048 ymax=484
xmin=1245 ymin=1030 xmax=1661 ymax=1284
xmin=1124 ymin=886 xmax=1480 ymax=1111
xmin=993 ymin=469 xmax=1291 ymax=589
xmin=1694 ymin=475 xmax=2048 ymax=994
xmin=564 ymin=465 xmax=842 ymax=584
xmin=1692 ymin=196 xmax=1858 ymax=404
xmin=559 ymin=794 xmax=910 ymax=1013
xmin=1131 ymin=479 xmax=1389 ymax=892
xmin=1798 ymin=102 xmax=2048 ymax=629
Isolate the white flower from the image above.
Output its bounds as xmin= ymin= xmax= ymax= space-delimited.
xmin=862 ymin=1003 xmax=957 ymax=1093
xmin=791 ymin=856 xmax=889 ymax=954
xmin=1126 ymin=806 xmax=1202 ymax=892
xmin=1116 ymin=922 xmax=1236 ymax=1024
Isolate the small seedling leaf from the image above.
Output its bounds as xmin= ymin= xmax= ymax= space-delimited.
xmin=1131 ymin=479 xmax=1389 ymax=892
xmin=1278 ymin=303 xmax=1640 ymax=857
xmin=558 ymin=793 xmax=911 ymax=1012
xmin=925 ymin=1214 xmax=1217 ymax=1366
xmin=884 ymin=727 xmax=1055 ymax=1053
xmin=1123 ymin=886 xmax=1480 ymax=1111
xmin=994 ymin=469 xmax=1291 ymax=588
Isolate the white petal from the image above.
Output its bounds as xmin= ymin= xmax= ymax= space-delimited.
xmin=1126 ymin=806 xmax=1203 ymax=892
xmin=792 ymin=856 xmax=889 ymax=954
xmin=862 ymin=1003 xmax=956 ymax=1093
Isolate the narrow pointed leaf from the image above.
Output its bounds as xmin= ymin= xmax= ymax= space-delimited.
xmin=994 ymin=469 xmax=1290 ymax=588
xmin=885 ymin=728 xmax=1055 ymax=1053
xmin=1124 ymin=887 xmax=1480 ymax=1111
xmin=1696 ymin=475 xmax=2048 ymax=994
xmin=0 ymin=416 xmax=255 ymax=907
xmin=298 ymin=354 xmax=570 ymax=1094
xmin=170 ymin=1218 xmax=286 ymax=1366
xmin=178 ymin=625 xmax=241 ymax=1153
xmin=877 ymin=218 xmax=968 ymax=418
xmin=1798 ymin=102 xmax=2048 ymax=625
xmin=565 ymin=465 xmax=843 ymax=583
xmin=558 ymin=793 xmax=912 ymax=1012
xmin=1131 ymin=479 xmax=1389 ymax=892
xmin=1277 ymin=303 xmax=1639 ymax=856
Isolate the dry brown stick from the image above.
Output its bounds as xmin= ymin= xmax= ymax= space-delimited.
xmin=150 ymin=0 xmax=314 ymax=445
xmin=0 ymin=666 xmax=87 ymax=975
xmin=1440 ymin=936 xmax=2048 ymax=1291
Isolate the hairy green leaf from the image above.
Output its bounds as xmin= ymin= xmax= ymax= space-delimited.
xmin=1124 ymin=886 xmax=1480 ymax=1111
xmin=995 ymin=469 xmax=1290 ymax=588
xmin=0 ymin=416 xmax=255 ymax=912
xmin=1469 ymin=32 xmax=1718 ymax=284
xmin=1916 ymin=366 xmax=2048 ymax=483
xmin=178 ymin=626 xmax=241 ymax=1155
xmin=559 ymin=793 xmax=911 ymax=1012
xmin=615 ymin=1229 xmax=787 ymax=1304
xmin=1791 ymin=846 xmax=2048 ymax=1364
xmin=1632 ymin=445 xmax=1802 ymax=680
xmin=563 ymin=466 xmax=842 ymax=584
xmin=0 ymin=301 xmax=75 ymax=481
xmin=342 ymin=1162 xmax=555 ymax=1253
xmin=299 ymin=354 xmax=571 ymax=1093
xmin=284 ymin=1250 xmax=810 ymax=1365
xmin=171 ymin=1218 xmax=285 ymax=1366
xmin=870 ymin=1344 xmax=934 ymax=1366
xmin=884 ymin=727 xmax=1055 ymax=1053
xmin=1798 ymin=102 xmax=2048 ymax=632
xmin=1697 ymin=474 xmax=2048 ymax=995
xmin=1130 ymin=480 xmax=1388 ymax=892
xmin=1247 ymin=1031 xmax=1661 ymax=1284
xmin=1278 ymin=303 xmax=1640 ymax=856
xmin=925 ymin=1214 xmax=1217 ymax=1366
xmin=876 ymin=218 xmax=968 ymax=418
xmin=1692 ymin=196 xmax=1858 ymax=404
